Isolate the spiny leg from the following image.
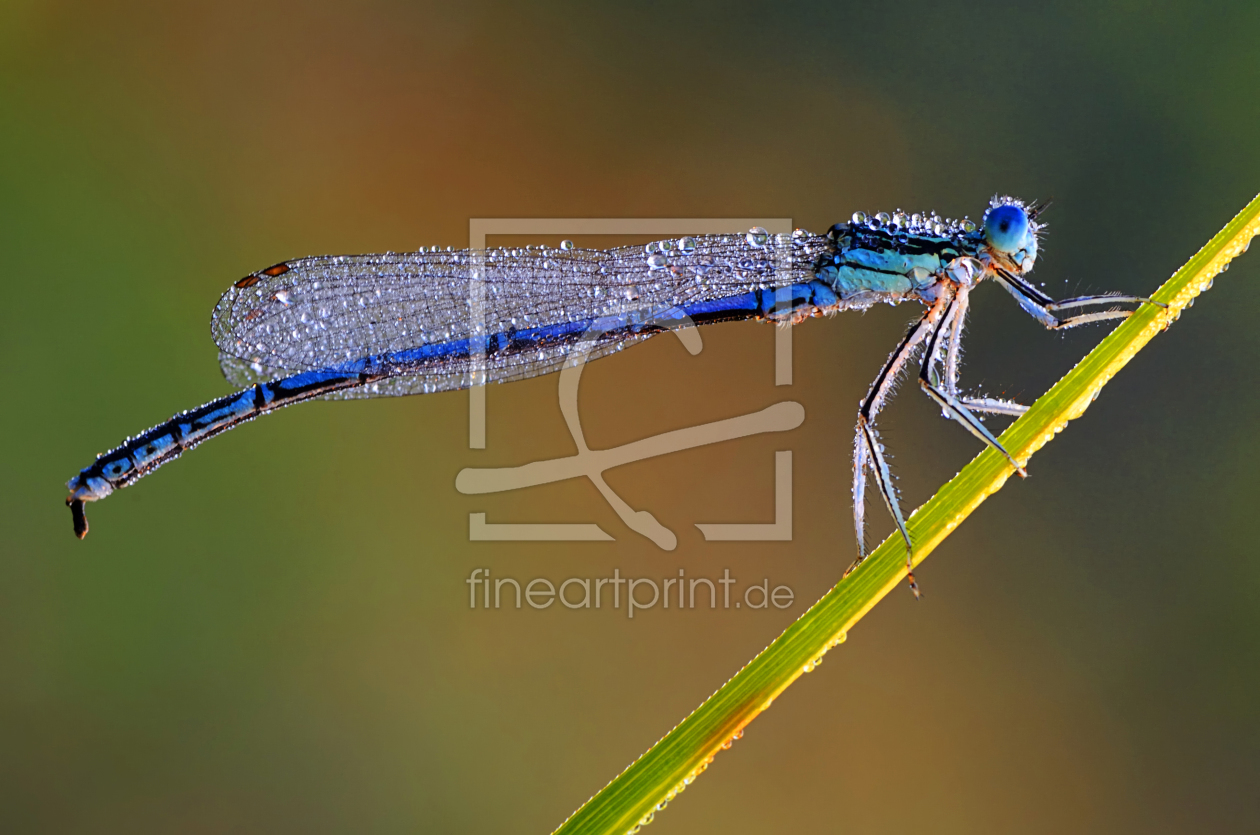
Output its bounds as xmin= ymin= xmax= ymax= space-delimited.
xmin=848 ymin=304 xmax=936 ymax=572
xmin=942 ymin=284 xmax=968 ymax=397
xmin=995 ymin=268 xmax=1165 ymax=331
xmin=852 ymin=431 xmax=869 ymax=563
xmin=1046 ymin=294 xmax=1162 ymax=312
xmin=918 ymin=296 xmax=1028 ymax=477
xmin=921 ymin=264 xmax=1168 ymax=478
xmin=937 ymin=285 xmax=1029 ymax=417
xmin=848 ymin=311 xmax=931 ymax=573
xmin=958 ymin=397 xmax=1028 ymax=416
xmin=1048 ymin=310 xmax=1134 ymax=330
xmin=860 ymin=416 xmax=920 ymax=598
xmin=998 ymin=266 xmax=1162 ymax=313
xmin=845 ymin=291 xmax=951 ymax=596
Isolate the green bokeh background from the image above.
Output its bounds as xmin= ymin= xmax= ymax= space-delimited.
xmin=3 ymin=2 xmax=1258 ymax=832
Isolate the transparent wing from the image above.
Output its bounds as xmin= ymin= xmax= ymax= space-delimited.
xmin=211 ymin=233 xmax=823 ymax=397
xmin=217 ymin=329 xmax=659 ymax=400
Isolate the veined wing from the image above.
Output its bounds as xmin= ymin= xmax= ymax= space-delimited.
xmin=211 ymin=233 xmax=821 ymax=398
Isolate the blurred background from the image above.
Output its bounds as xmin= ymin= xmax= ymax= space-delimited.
xmin=2 ymin=2 xmax=1258 ymax=832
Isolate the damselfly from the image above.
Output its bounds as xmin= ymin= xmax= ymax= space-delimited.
xmin=66 ymin=197 xmax=1160 ymax=594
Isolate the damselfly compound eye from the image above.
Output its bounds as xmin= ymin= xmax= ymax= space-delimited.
xmin=984 ymin=204 xmax=1029 ymax=254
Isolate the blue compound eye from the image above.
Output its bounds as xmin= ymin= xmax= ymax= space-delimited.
xmin=984 ymin=204 xmax=1029 ymax=253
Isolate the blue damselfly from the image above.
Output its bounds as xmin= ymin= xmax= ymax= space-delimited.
xmin=66 ymin=197 xmax=1160 ymax=594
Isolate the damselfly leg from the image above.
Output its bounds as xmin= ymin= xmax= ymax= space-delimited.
xmin=847 ymin=292 xmax=949 ymax=598
xmin=919 ymin=295 xmax=1028 ymax=479
xmin=994 ymin=267 xmax=1165 ymax=330
xmin=942 ymin=285 xmax=1029 ymax=417
xmin=845 ymin=263 xmax=1165 ymax=597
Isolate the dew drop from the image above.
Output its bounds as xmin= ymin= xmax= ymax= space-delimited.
xmin=851 ymin=210 xmax=867 ymax=224
xmin=560 ymin=239 xmax=575 ymax=251
xmin=646 ymin=253 xmax=668 ymax=270
xmin=677 ymin=236 xmax=697 ymax=254
xmin=746 ymin=226 xmax=769 ymax=248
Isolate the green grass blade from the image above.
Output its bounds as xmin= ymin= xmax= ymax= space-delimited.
xmin=552 ymin=194 xmax=1260 ymax=835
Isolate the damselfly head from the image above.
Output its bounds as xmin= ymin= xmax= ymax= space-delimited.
xmin=982 ymin=197 xmax=1040 ymax=274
